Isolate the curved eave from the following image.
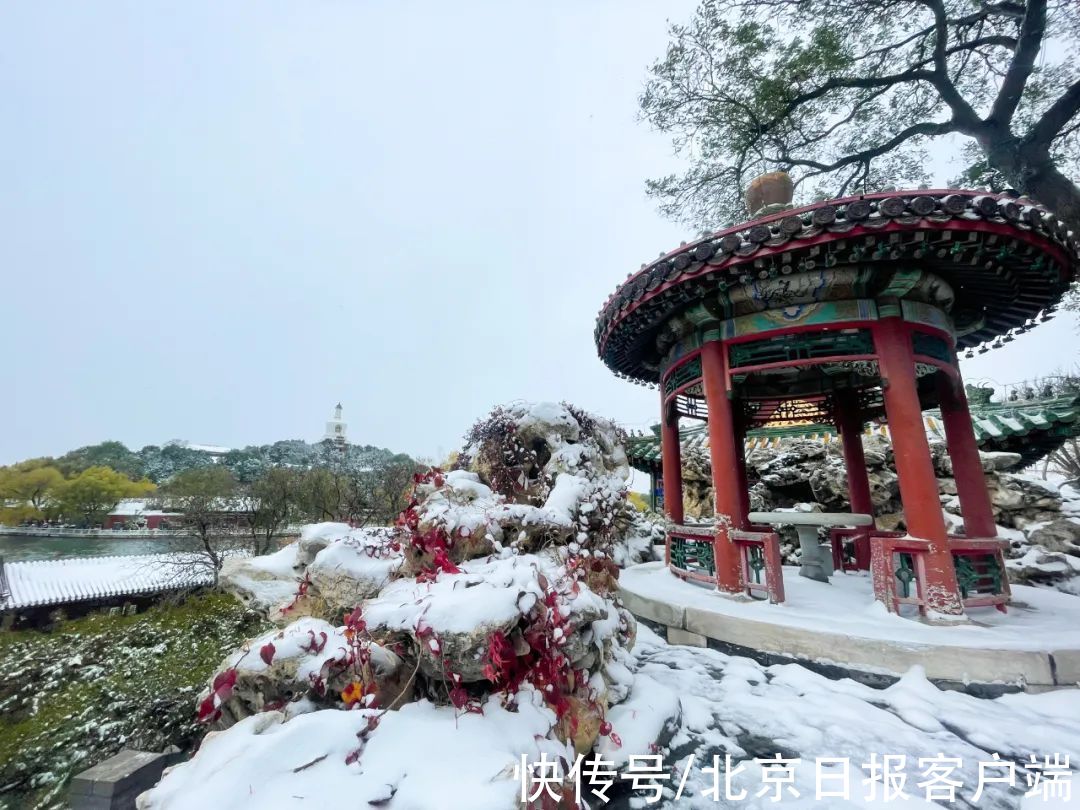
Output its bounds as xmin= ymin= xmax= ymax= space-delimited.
xmin=596 ymin=190 xmax=1078 ymax=384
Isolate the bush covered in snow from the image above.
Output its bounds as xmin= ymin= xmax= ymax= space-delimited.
xmin=0 ymin=593 xmax=267 ymax=810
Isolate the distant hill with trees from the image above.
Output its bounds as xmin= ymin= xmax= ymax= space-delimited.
xmin=47 ymin=438 xmax=412 ymax=485
xmin=1 ymin=438 xmax=423 ymax=533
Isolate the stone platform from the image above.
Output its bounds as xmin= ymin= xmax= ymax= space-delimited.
xmin=620 ymin=561 xmax=1080 ymax=693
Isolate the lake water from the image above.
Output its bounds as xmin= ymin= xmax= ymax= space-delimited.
xmin=0 ymin=534 xmax=203 ymax=562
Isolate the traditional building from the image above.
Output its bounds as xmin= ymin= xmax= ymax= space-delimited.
xmin=103 ymin=500 xmax=182 ymax=529
xmin=595 ymin=174 xmax=1078 ymax=619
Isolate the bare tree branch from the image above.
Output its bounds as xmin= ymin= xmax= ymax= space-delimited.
xmin=772 ymin=120 xmax=955 ymax=173
xmin=989 ymin=0 xmax=1048 ymax=125
xmin=1028 ymin=77 xmax=1080 ymax=147
xmin=918 ymin=0 xmax=984 ymax=131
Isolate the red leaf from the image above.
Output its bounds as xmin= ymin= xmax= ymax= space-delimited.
xmin=432 ymin=548 xmax=461 ymax=575
xmin=302 ymin=630 xmax=328 ymax=654
xmin=449 ymin=686 xmax=470 ymax=709
xmin=260 ymin=642 xmax=276 ymax=666
xmin=212 ymin=668 xmax=238 ymax=694
xmin=197 ymin=694 xmax=220 ymax=724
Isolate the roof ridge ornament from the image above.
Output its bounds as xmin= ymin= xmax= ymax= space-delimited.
xmin=745 ymin=171 xmax=794 ymax=220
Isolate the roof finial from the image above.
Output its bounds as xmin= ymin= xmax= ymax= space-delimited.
xmin=746 ymin=171 xmax=794 ymax=219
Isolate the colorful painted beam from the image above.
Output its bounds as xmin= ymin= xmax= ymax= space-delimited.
xmin=626 ymin=387 xmax=1080 ymax=473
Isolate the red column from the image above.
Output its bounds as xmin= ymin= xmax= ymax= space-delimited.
xmin=938 ymin=372 xmax=997 ymax=538
xmin=735 ymin=418 xmax=752 ymax=521
xmin=835 ymin=389 xmax=875 ymax=570
xmin=700 ymin=340 xmax=746 ymax=595
xmin=660 ymin=394 xmax=684 ymax=525
xmin=874 ymin=317 xmax=964 ymax=617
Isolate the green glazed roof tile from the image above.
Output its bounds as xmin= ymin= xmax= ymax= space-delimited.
xmin=626 ymin=391 xmax=1080 ymax=472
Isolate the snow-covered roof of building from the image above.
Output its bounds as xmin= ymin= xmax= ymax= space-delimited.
xmin=108 ymin=497 xmax=251 ymax=516
xmin=165 ymin=440 xmax=233 ymax=455
xmin=1 ymin=554 xmax=214 ymax=610
xmin=187 ymin=444 xmax=232 ymax=455
xmin=107 ymin=499 xmax=182 ymax=518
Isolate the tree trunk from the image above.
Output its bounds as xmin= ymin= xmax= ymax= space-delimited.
xmin=1018 ymin=158 xmax=1080 ymax=237
xmin=987 ymin=135 xmax=1080 ymax=236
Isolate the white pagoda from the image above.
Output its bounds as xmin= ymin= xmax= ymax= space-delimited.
xmin=324 ymin=403 xmax=347 ymax=445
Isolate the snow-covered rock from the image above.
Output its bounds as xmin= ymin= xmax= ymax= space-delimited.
xmin=200 ymin=618 xmax=350 ymax=726
xmin=296 ymin=522 xmax=353 ymax=566
xmin=305 ymin=527 xmax=403 ymax=615
xmin=173 ymin=401 xmax=649 ymax=800
xmin=613 ymin=510 xmax=664 ymax=567
xmin=1026 ymin=518 xmax=1080 ymax=554
xmin=198 ymin=617 xmax=411 ymax=729
xmin=218 ymin=545 xmax=301 ymax=611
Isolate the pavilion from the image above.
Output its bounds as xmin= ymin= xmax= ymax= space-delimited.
xmin=596 ymin=175 xmax=1078 ymax=620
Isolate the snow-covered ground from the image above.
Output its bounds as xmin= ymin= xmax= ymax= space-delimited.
xmin=623 ymin=561 xmax=1080 ymax=652
xmin=139 ymin=623 xmax=1079 ymax=810
xmin=632 ymin=625 xmax=1079 ymax=809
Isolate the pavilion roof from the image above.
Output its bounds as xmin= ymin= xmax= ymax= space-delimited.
xmin=625 ymin=390 xmax=1080 ymax=473
xmin=596 ymin=189 xmax=1078 ymax=385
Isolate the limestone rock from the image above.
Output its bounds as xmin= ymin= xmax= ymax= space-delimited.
xmin=613 ymin=510 xmax=663 ymax=567
xmin=306 ymin=528 xmax=404 ymax=616
xmin=981 ymin=451 xmax=1024 ymax=471
xmin=1026 ymin=519 xmax=1080 ymax=554
xmin=296 ymin=522 xmax=352 ymax=567
xmin=556 ymin=694 xmax=606 ymax=756
xmin=363 ymin=551 xmax=616 ymax=685
xmin=200 ymin=618 xmax=403 ymax=729
xmin=987 ymin=474 xmax=1062 ymax=526
xmin=1007 ymin=545 xmax=1080 ymax=586
xmin=219 ymin=546 xmax=302 ymax=614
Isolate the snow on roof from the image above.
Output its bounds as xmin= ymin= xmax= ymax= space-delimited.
xmin=108 ymin=497 xmax=251 ymax=516
xmin=165 ymin=440 xmax=232 ymax=455
xmin=187 ymin=444 xmax=232 ymax=455
xmin=107 ymin=499 xmax=182 ymax=518
xmin=1 ymin=553 xmax=215 ymax=610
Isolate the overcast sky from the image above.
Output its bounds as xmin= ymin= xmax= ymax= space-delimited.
xmin=3 ymin=1 xmax=1076 ymax=469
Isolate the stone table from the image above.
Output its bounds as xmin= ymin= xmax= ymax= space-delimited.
xmin=748 ymin=511 xmax=873 ymax=582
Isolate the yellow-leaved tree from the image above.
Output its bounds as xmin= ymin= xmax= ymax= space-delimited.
xmin=0 ymin=460 xmax=65 ymax=524
xmin=53 ymin=466 xmax=156 ymax=527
